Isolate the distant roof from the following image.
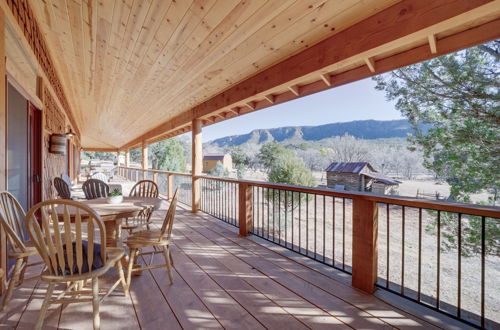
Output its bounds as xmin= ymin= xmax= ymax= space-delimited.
xmin=364 ymin=172 xmax=401 ymax=185
xmin=325 ymin=162 xmax=374 ymax=173
xmin=204 ymin=154 xmax=227 ymax=160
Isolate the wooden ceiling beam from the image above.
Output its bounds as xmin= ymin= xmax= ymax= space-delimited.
xmin=428 ymin=34 xmax=438 ymax=54
xmin=320 ymin=74 xmax=332 ymax=86
xmin=264 ymin=94 xmax=275 ymax=104
xmin=364 ymin=57 xmax=376 ymax=73
xmin=288 ymin=85 xmax=300 ymax=96
xmin=82 ymin=147 xmax=119 ymax=152
xmin=119 ymin=0 xmax=498 ymax=150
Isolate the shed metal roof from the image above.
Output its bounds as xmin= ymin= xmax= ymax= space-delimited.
xmin=325 ymin=162 xmax=374 ymax=173
xmin=204 ymin=154 xmax=227 ymax=161
xmin=364 ymin=172 xmax=401 ymax=185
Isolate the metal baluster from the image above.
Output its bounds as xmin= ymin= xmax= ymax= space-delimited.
xmin=332 ymin=196 xmax=336 ymax=267
xmin=437 ymin=210 xmax=441 ymax=309
xmin=314 ymin=194 xmax=317 ymax=259
xmin=457 ymin=213 xmax=462 ymax=318
xmin=418 ymin=208 xmax=422 ymax=301
xmin=299 ymin=192 xmax=302 ymax=254
xmin=291 ymin=192 xmax=294 ymax=251
xmin=481 ymin=216 xmax=485 ymax=329
xmin=278 ymin=190 xmax=281 ymax=244
xmin=285 ymin=191 xmax=288 ymax=248
xmin=401 ymin=206 xmax=405 ymax=295
xmin=342 ymin=198 xmax=345 ymax=270
xmin=306 ymin=193 xmax=309 ymax=256
xmin=323 ymin=195 xmax=326 ymax=263
xmin=386 ymin=203 xmax=390 ymax=289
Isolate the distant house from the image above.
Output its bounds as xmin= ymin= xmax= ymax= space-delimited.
xmin=203 ymin=154 xmax=233 ymax=173
xmin=325 ymin=162 xmax=399 ymax=194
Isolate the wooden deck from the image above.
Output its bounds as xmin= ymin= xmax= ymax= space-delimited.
xmin=0 ymin=202 xmax=470 ymax=329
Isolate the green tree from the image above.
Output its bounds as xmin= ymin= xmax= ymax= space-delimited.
xmin=82 ymin=151 xmax=115 ymax=161
xmin=373 ymin=41 xmax=499 ymax=201
xmin=258 ymin=142 xmax=293 ymax=171
xmin=268 ymin=154 xmax=315 ymax=187
xmin=130 ymin=148 xmax=142 ymax=163
xmin=149 ymin=138 xmax=187 ymax=172
xmin=208 ymin=161 xmax=229 ymax=177
xmin=231 ymin=146 xmax=250 ymax=179
xmin=374 ymin=41 xmax=500 ymax=257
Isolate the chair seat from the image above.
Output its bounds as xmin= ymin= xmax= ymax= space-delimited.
xmin=125 ymin=230 xmax=171 ymax=248
xmin=8 ymin=244 xmax=39 ymax=259
xmin=41 ymin=246 xmax=125 ymax=281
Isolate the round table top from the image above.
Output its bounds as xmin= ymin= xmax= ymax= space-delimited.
xmin=55 ymin=197 xmax=164 ymax=221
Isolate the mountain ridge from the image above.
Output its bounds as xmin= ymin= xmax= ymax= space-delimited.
xmin=207 ymin=119 xmax=415 ymax=147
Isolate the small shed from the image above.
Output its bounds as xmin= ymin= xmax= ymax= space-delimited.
xmin=203 ymin=154 xmax=233 ymax=173
xmin=325 ymin=162 xmax=399 ymax=194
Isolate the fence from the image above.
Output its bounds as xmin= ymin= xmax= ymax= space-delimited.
xmin=117 ymin=166 xmax=499 ymax=329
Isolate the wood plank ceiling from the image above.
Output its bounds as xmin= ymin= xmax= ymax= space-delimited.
xmin=29 ymin=0 xmax=401 ymax=148
xmin=28 ymin=0 xmax=500 ymax=149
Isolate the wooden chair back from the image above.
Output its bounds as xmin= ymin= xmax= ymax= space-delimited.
xmin=25 ymin=199 xmax=107 ymax=277
xmin=0 ymin=192 xmax=28 ymax=254
xmin=91 ymin=172 xmax=108 ymax=182
xmin=82 ymin=179 xmax=109 ymax=200
xmin=129 ymin=180 xmax=159 ymax=198
xmin=160 ymin=189 xmax=179 ymax=241
xmin=54 ymin=177 xmax=72 ymax=199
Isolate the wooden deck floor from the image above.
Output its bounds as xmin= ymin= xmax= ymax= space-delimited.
xmin=0 ymin=202 xmax=470 ymax=329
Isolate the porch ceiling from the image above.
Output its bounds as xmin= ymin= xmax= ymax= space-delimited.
xmin=28 ymin=0 xmax=500 ymax=149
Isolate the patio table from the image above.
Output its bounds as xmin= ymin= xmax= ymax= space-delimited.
xmin=54 ymin=196 xmax=164 ymax=248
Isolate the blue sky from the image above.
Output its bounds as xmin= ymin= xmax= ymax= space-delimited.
xmin=201 ymin=77 xmax=403 ymax=141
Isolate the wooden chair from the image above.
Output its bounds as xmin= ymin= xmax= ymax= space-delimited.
xmin=25 ymin=199 xmax=128 ymax=330
xmin=129 ymin=180 xmax=159 ymax=198
xmin=82 ymin=179 xmax=109 ymax=200
xmin=123 ymin=180 xmax=159 ymax=232
xmin=91 ymin=172 xmax=108 ymax=182
xmin=0 ymin=192 xmax=43 ymax=312
xmin=54 ymin=177 xmax=72 ymax=199
xmin=125 ymin=189 xmax=178 ymax=286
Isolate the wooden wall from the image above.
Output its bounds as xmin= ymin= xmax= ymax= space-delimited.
xmin=327 ymin=172 xmax=363 ymax=191
xmin=1 ymin=1 xmax=81 ymax=200
xmin=41 ymin=86 xmax=75 ymax=199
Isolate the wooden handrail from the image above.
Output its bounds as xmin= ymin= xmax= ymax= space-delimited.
xmin=196 ymin=175 xmax=500 ymax=218
xmin=117 ymin=166 xmax=500 ymax=218
xmin=119 ymin=165 xmax=499 ymax=295
xmin=118 ymin=166 xmax=192 ymax=177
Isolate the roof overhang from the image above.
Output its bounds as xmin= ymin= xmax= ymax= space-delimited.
xmin=8 ymin=0 xmax=500 ymax=149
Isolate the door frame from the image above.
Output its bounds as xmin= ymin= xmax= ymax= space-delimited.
xmin=28 ymin=102 xmax=42 ymax=207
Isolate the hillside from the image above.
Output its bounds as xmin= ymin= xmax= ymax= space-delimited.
xmin=207 ymin=119 xmax=416 ymax=148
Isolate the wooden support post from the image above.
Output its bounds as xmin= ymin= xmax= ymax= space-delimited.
xmin=352 ymin=198 xmax=378 ymax=293
xmin=153 ymin=172 xmax=158 ymax=184
xmin=167 ymin=173 xmax=173 ymax=200
xmin=238 ymin=183 xmax=253 ymax=236
xmin=141 ymin=142 xmax=148 ymax=180
xmin=125 ymin=150 xmax=130 ymax=167
xmin=0 ymin=8 xmax=6 ymax=294
xmin=191 ymin=119 xmax=202 ymax=213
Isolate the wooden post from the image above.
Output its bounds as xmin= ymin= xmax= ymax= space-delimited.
xmin=141 ymin=142 xmax=148 ymax=180
xmin=153 ymin=172 xmax=158 ymax=184
xmin=352 ymin=198 xmax=378 ymax=293
xmin=125 ymin=150 xmax=130 ymax=167
xmin=238 ymin=183 xmax=253 ymax=236
xmin=0 ymin=8 xmax=6 ymax=293
xmin=191 ymin=119 xmax=202 ymax=213
xmin=167 ymin=173 xmax=173 ymax=200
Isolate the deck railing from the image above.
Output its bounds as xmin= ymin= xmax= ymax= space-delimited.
xmin=117 ymin=166 xmax=500 ymax=329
